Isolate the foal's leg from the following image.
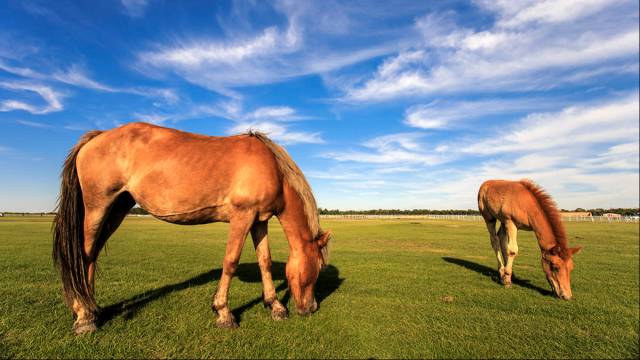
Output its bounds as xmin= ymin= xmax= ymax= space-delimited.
xmin=497 ymin=223 xmax=511 ymax=286
xmin=502 ymin=220 xmax=519 ymax=287
xmin=212 ymin=212 xmax=254 ymax=328
xmin=250 ymin=220 xmax=288 ymax=320
xmin=484 ymin=219 xmax=506 ymax=282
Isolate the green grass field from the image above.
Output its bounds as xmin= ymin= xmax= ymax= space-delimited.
xmin=0 ymin=216 xmax=638 ymax=358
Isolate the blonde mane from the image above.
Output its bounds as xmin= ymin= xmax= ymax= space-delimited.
xmin=247 ymin=131 xmax=322 ymax=238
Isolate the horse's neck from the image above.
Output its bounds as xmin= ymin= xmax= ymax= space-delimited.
xmin=278 ymin=184 xmax=314 ymax=252
xmin=529 ymin=208 xmax=559 ymax=250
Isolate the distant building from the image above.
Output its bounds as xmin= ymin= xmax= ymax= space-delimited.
xmin=560 ymin=212 xmax=592 ymax=217
xmin=602 ymin=213 xmax=622 ymax=218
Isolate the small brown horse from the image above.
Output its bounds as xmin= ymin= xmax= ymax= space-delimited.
xmin=53 ymin=122 xmax=331 ymax=334
xmin=478 ymin=179 xmax=581 ymax=299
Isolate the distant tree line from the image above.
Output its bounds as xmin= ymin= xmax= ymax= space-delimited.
xmin=129 ymin=206 xmax=149 ymax=215
xmin=318 ymin=208 xmax=483 ymax=215
xmin=318 ymin=207 xmax=640 ymax=216
xmin=3 ymin=207 xmax=637 ymax=217
xmin=0 ymin=212 xmax=56 ymax=216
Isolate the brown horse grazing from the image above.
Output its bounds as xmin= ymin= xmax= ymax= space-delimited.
xmin=478 ymin=179 xmax=581 ymax=300
xmin=53 ymin=122 xmax=331 ymax=334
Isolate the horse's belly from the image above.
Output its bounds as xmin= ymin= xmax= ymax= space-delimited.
xmin=151 ymin=203 xmax=232 ymax=225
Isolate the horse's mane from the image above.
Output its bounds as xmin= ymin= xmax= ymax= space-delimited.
xmin=247 ymin=131 xmax=322 ymax=239
xmin=519 ymin=179 xmax=569 ymax=254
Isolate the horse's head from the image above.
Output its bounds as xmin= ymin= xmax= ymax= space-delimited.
xmin=541 ymin=245 xmax=581 ymax=300
xmin=286 ymin=230 xmax=332 ymax=315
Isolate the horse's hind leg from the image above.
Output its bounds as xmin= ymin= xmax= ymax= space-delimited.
xmin=483 ymin=218 xmax=506 ymax=283
xmin=501 ymin=220 xmax=519 ymax=288
xmin=250 ymin=220 xmax=288 ymax=320
xmin=72 ymin=193 xmax=134 ymax=334
xmin=212 ymin=211 xmax=255 ymax=328
xmin=70 ymin=205 xmax=108 ymax=334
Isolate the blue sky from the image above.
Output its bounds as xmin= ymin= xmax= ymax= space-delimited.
xmin=0 ymin=0 xmax=638 ymax=212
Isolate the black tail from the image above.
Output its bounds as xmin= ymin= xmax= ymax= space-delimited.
xmin=53 ymin=130 xmax=103 ymax=312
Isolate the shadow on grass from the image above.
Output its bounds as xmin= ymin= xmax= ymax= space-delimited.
xmin=441 ymin=257 xmax=553 ymax=297
xmin=98 ymin=262 xmax=343 ymax=326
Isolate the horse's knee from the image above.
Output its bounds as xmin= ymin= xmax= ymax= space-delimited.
xmin=222 ymin=257 xmax=238 ymax=274
xmin=257 ymin=256 xmax=272 ymax=271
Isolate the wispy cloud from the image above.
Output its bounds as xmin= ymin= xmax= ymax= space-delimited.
xmin=226 ymin=104 xmax=323 ymax=143
xmin=121 ymin=0 xmax=148 ymax=18
xmin=130 ymin=112 xmax=169 ymax=125
xmin=344 ymin=1 xmax=638 ymax=101
xmin=0 ymin=60 xmax=178 ymax=104
xmin=246 ymin=106 xmax=303 ymax=121
xmin=134 ymin=2 xmax=422 ymax=93
xmin=487 ymin=0 xmax=621 ymax=29
xmin=323 ymin=132 xmax=444 ymax=165
xmin=228 ymin=120 xmax=323 ymax=144
xmin=15 ymin=119 xmax=51 ymax=128
xmin=453 ymin=93 xmax=639 ymax=155
xmin=404 ymin=98 xmax=561 ymax=129
xmin=0 ymin=81 xmax=64 ymax=114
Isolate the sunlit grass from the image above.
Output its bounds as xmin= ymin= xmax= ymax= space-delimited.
xmin=0 ymin=216 xmax=637 ymax=358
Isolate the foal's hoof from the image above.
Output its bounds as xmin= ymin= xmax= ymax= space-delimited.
xmin=73 ymin=319 xmax=97 ymax=335
xmin=216 ymin=317 xmax=239 ymax=329
xmin=271 ymin=304 xmax=289 ymax=321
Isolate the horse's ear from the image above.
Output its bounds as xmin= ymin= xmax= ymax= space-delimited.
xmin=316 ymin=230 xmax=332 ymax=248
xmin=569 ymin=246 xmax=582 ymax=256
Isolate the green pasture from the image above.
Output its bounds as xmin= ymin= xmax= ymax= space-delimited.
xmin=0 ymin=216 xmax=638 ymax=358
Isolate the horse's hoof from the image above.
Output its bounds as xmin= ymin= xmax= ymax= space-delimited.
xmin=73 ymin=320 xmax=97 ymax=335
xmin=271 ymin=305 xmax=289 ymax=321
xmin=216 ymin=318 xmax=239 ymax=329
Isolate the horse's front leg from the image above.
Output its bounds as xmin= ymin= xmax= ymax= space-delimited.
xmin=250 ymin=220 xmax=288 ymax=320
xmin=212 ymin=213 xmax=254 ymax=328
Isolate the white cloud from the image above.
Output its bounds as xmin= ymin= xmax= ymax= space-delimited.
xmin=137 ymin=23 xmax=303 ymax=90
xmin=0 ymin=82 xmax=64 ymax=114
xmin=15 ymin=119 xmax=51 ymax=128
xmin=131 ymin=112 xmax=169 ymax=125
xmin=345 ymin=1 xmax=639 ymax=101
xmin=121 ymin=0 xmax=148 ymax=18
xmin=134 ymin=2 xmax=421 ymax=93
xmin=401 ymin=161 xmax=638 ymax=210
xmin=492 ymin=0 xmax=621 ymax=28
xmin=0 ymin=60 xmax=178 ymax=104
xmin=363 ymin=132 xmax=424 ymax=151
xmin=228 ymin=120 xmax=323 ymax=144
xmin=459 ymin=94 xmax=639 ymax=155
xmin=52 ymin=64 xmax=116 ymax=91
xmin=248 ymin=106 xmax=299 ymax=120
xmin=578 ymin=141 xmax=640 ymax=171
xmin=323 ymin=132 xmax=445 ymax=166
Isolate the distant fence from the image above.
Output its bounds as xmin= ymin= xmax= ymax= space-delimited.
xmin=320 ymin=214 xmax=640 ymax=223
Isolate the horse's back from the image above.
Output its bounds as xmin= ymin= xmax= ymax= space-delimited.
xmin=76 ymin=122 xmax=282 ymax=222
xmin=478 ymin=180 xmax=537 ymax=227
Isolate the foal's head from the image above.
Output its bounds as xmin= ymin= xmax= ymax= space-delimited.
xmin=286 ymin=230 xmax=331 ymax=315
xmin=541 ymin=246 xmax=581 ymax=300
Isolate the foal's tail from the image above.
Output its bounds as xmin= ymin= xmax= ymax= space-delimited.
xmin=53 ymin=130 xmax=103 ymax=312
